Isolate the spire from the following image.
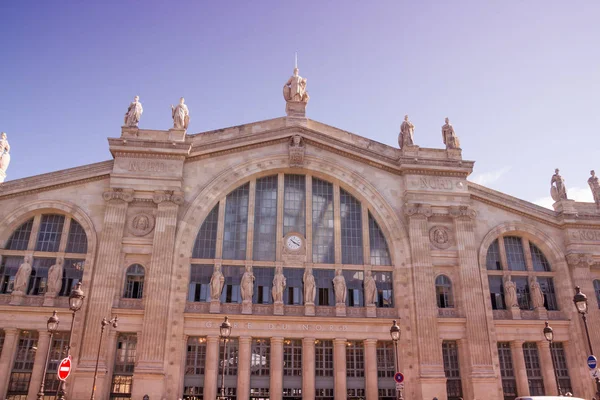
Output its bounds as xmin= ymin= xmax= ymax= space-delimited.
xmin=295 ymin=52 xmax=298 ymax=69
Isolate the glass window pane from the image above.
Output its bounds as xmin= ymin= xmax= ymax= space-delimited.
xmin=374 ymin=271 xmax=393 ymax=308
xmin=114 ymin=334 xmax=137 ymax=375
xmin=59 ymin=259 xmax=85 ymax=297
xmin=0 ymin=256 xmax=24 ymax=294
xmin=283 ymin=339 xmax=302 ymax=376
xmin=283 ymin=174 xmax=306 ymax=236
xmin=550 ymin=342 xmax=572 ymax=394
xmin=283 ymin=268 xmax=304 ymax=305
xmin=497 ymin=342 xmax=517 ymax=400
xmin=340 ymin=189 xmax=363 ymax=265
xmin=123 ymin=264 xmax=145 ymax=299
xmin=65 ymin=219 xmax=88 ymax=254
xmin=503 ymin=236 xmax=526 ymax=271
xmin=513 ymin=276 xmax=531 ymax=310
xmin=35 ymin=215 xmax=65 ymax=252
xmin=251 ymin=338 xmax=271 ymax=376
xmin=253 ymin=176 xmax=278 ymax=261
xmin=346 ymin=341 xmax=365 ymax=378
xmin=223 ymin=184 xmax=249 ymax=260
xmin=314 ymin=269 xmax=335 ymax=306
xmin=486 ymin=239 xmax=502 ymax=270
xmin=488 ymin=276 xmax=505 ymax=310
xmin=369 ymin=213 xmax=391 ymax=266
xmin=253 ymin=267 xmax=274 ymax=304
xmin=594 ymin=279 xmax=600 ymax=309
xmin=376 ymin=341 xmax=395 ymax=378
xmin=312 ymin=179 xmax=334 ymax=264
xmin=188 ymin=264 xmax=213 ymax=302
xmin=192 ymin=204 xmax=219 ymax=259
xmin=435 ymin=275 xmax=454 ymax=308
xmin=442 ymin=341 xmax=463 ymax=400
xmin=530 ymin=243 xmax=551 ymax=272
xmin=6 ymin=219 xmax=33 ymax=251
xmin=538 ymin=277 xmax=558 ymax=311
xmin=343 ymin=270 xmax=364 ymax=307
xmin=523 ymin=342 xmax=544 ymax=396
xmin=315 ymin=340 xmax=333 ymax=377
xmin=220 ymin=266 xmax=244 ymax=304
xmin=28 ymin=258 xmax=55 ymax=296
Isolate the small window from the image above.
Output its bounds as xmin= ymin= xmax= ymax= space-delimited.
xmin=123 ymin=264 xmax=144 ymax=299
xmin=594 ymin=280 xmax=600 ymax=309
xmin=435 ymin=275 xmax=454 ymax=308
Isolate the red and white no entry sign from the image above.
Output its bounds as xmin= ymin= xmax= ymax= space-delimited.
xmin=57 ymin=356 xmax=72 ymax=381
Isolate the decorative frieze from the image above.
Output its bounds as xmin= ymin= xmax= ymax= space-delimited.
xmin=103 ymin=188 xmax=134 ymax=203
xmin=288 ymin=135 xmax=305 ymax=167
xmin=448 ymin=205 xmax=477 ymax=220
xmin=404 ymin=203 xmax=433 ymax=218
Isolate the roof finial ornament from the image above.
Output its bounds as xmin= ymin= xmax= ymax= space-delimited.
xmin=295 ymin=52 xmax=298 ymax=69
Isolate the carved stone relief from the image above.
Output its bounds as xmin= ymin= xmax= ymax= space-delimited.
xmin=429 ymin=226 xmax=452 ymax=249
xmin=289 ymin=135 xmax=305 ymax=167
xmin=128 ymin=212 xmax=155 ymax=236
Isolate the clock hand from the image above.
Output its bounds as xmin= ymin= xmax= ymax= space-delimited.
xmin=291 ymin=239 xmax=300 ymax=246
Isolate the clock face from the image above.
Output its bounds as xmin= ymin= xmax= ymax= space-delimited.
xmin=286 ymin=235 xmax=302 ymax=251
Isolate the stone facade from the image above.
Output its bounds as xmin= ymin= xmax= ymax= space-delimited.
xmin=0 ymin=108 xmax=599 ymax=400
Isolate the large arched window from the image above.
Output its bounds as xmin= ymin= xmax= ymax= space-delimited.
xmin=123 ymin=264 xmax=145 ymax=299
xmin=435 ymin=275 xmax=454 ymax=308
xmin=0 ymin=213 xmax=88 ymax=296
xmin=189 ymin=173 xmax=393 ymax=309
xmin=485 ymin=235 xmax=557 ymax=312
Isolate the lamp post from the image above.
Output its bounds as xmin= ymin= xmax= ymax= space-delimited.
xmin=90 ymin=316 xmax=118 ymax=400
xmin=389 ymin=320 xmax=403 ymax=400
xmin=37 ymin=311 xmax=60 ymax=400
xmin=56 ymin=281 xmax=86 ymax=400
xmin=543 ymin=321 xmax=562 ymax=396
xmin=218 ymin=316 xmax=232 ymax=400
xmin=573 ymin=286 xmax=600 ymax=399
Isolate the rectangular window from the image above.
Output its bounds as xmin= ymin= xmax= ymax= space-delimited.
xmin=315 ymin=340 xmax=333 ymax=377
xmin=44 ymin=332 xmax=70 ymax=396
xmin=283 ymin=174 xmax=306 ymax=236
xmin=253 ymin=267 xmax=274 ymax=305
xmin=340 ymin=189 xmax=363 ymax=265
xmin=188 ymin=264 xmax=213 ymax=302
xmin=253 ymin=176 xmax=278 ymax=261
xmin=283 ymin=268 xmax=304 ymax=305
xmin=185 ymin=337 xmax=207 ymax=375
xmin=7 ymin=331 xmax=38 ymax=398
xmin=220 ymin=338 xmax=239 ymax=376
xmin=220 ymin=266 xmax=243 ymax=304
xmin=523 ymin=342 xmax=544 ymax=396
xmin=486 ymin=239 xmax=502 ymax=270
xmin=65 ymin=220 xmax=88 ymax=254
xmin=514 ymin=276 xmax=531 ymax=310
xmin=497 ymin=342 xmax=517 ymax=400
xmin=312 ymin=179 xmax=334 ymax=264
xmin=538 ymin=277 xmax=558 ymax=311
xmin=344 ymin=270 xmax=364 ymax=307
xmin=283 ymin=339 xmax=302 ymax=376
xmin=346 ymin=341 xmax=365 ymax=377
xmin=0 ymin=256 xmax=23 ymax=294
xmin=551 ymin=342 xmax=572 ymax=394
xmin=314 ymin=269 xmax=335 ymax=306
xmin=503 ymin=236 xmax=526 ymax=271
xmin=192 ymin=204 xmax=219 ymax=259
xmin=374 ymin=271 xmax=393 ymax=308
xmin=223 ymin=183 xmax=249 ymax=260
xmin=347 ymin=389 xmax=365 ymax=398
xmin=442 ymin=341 xmax=463 ymax=400
xmin=378 ymin=388 xmax=396 ymax=400
xmin=315 ymin=388 xmax=334 ymax=400
xmin=28 ymin=258 xmax=55 ymax=296
xmin=35 ymin=214 xmax=65 ymax=252
xmin=0 ymin=330 xmax=4 ymax=355
xmin=251 ymin=338 xmax=271 ymax=376
xmin=488 ymin=276 xmax=505 ymax=310
xmin=111 ymin=333 xmax=136 ymax=399
xmin=59 ymin=258 xmax=85 ymax=297
xmin=376 ymin=341 xmax=395 ymax=378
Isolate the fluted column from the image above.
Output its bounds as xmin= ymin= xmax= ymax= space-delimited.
xmin=270 ymin=337 xmax=284 ymax=400
xmin=27 ymin=330 xmax=51 ymax=400
xmin=204 ymin=336 xmax=220 ymax=400
xmin=364 ymin=339 xmax=378 ymax=400
xmin=137 ymin=191 xmax=183 ymax=373
xmin=79 ymin=189 xmax=132 ymax=365
xmin=0 ymin=328 xmax=19 ymax=399
xmin=511 ymin=341 xmax=530 ymax=397
xmin=237 ymin=337 xmax=252 ymax=400
xmin=538 ymin=341 xmax=559 ymax=395
xmin=302 ymin=338 xmax=315 ymax=400
xmin=567 ymin=255 xmax=600 ymax=355
xmin=333 ymin=338 xmax=347 ymax=400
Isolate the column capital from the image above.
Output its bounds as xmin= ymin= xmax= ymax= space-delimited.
xmin=303 ymin=337 xmax=316 ymax=344
xmin=334 ymin=338 xmax=347 ymax=345
xmin=271 ymin=336 xmax=284 ymax=344
xmin=449 ymin=205 xmax=477 ymax=220
xmin=510 ymin=340 xmax=525 ymax=348
xmin=404 ymin=203 xmax=432 ymax=218
xmin=566 ymin=252 xmax=596 ymax=268
xmin=364 ymin=338 xmax=378 ymax=346
xmin=102 ymin=188 xmax=134 ymax=203
xmin=538 ymin=340 xmax=551 ymax=349
xmin=153 ymin=190 xmax=184 ymax=205
xmin=206 ymin=335 xmax=220 ymax=342
xmin=3 ymin=327 xmax=19 ymax=335
xmin=239 ymin=336 xmax=253 ymax=344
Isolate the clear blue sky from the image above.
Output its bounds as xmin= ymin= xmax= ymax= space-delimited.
xmin=1 ymin=1 xmax=598 ymax=207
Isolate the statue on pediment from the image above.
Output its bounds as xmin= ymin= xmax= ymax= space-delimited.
xmin=333 ymin=269 xmax=347 ymax=304
xmin=442 ymin=117 xmax=461 ymax=150
xmin=283 ymin=67 xmax=309 ymax=104
xmin=124 ymin=96 xmax=143 ymax=127
xmin=502 ymin=275 xmax=518 ymax=308
xmin=303 ymin=267 xmax=316 ymax=304
xmin=210 ymin=264 xmax=225 ymax=301
xmin=364 ymin=270 xmax=378 ymax=306
xmin=272 ymin=265 xmax=286 ymax=303
xmin=0 ymin=132 xmax=11 ymax=175
xmin=171 ymin=97 xmax=190 ymax=130
xmin=240 ymin=265 xmax=255 ymax=302
xmin=588 ymin=170 xmax=600 ymax=205
xmin=13 ymin=256 xmax=32 ymax=294
xmin=46 ymin=258 xmax=64 ymax=296
xmin=398 ymin=115 xmax=415 ymax=149
xmin=529 ymin=276 xmax=545 ymax=309
xmin=550 ymin=168 xmax=568 ymax=202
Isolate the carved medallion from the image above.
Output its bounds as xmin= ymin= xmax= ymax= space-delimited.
xmin=128 ymin=213 xmax=155 ymax=236
xmin=429 ymin=226 xmax=451 ymax=249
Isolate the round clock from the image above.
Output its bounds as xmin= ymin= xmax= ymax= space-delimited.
xmin=286 ymin=235 xmax=302 ymax=251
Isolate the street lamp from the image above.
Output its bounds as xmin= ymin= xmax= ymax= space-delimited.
xmin=573 ymin=286 xmax=600 ymax=399
xmin=90 ymin=316 xmax=118 ymax=400
xmin=218 ymin=316 xmax=232 ymax=400
xmin=37 ymin=310 xmax=60 ymax=400
xmin=543 ymin=321 xmax=562 ymax=396
xmin=389 ymin=320 xmax=403 ymax=400
xmin=57 ymin=281 xmax=86 ymax=400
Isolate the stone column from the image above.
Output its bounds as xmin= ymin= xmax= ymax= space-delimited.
xmin=333 ymin=338 xmax=347 ymax=400
xmin=136 ymin=191 xmax=183 ymax=393
xmin=0 ymin=328 xmax=18 ymax=399
xmin=451 ymin=206 xmax=497 ymax=397
xmin=204 ymin=336 xmax=220 ymax=400
xmin=237 ymin=337 xmax=252 ymax=400
xmin=511 ymin=340 xmax=530 ymax=397
xmin=404 ymin=204 xmax=446 ymax=398
xmin=26 ymin=331 xmax=51 ymax=400
xmin=538 ymin=341 xmax=559 ymax=395
xmin=270 ymin=337 xmax=284 ymax=400
xmin=302 ymin=338 xmax=315 ymax=400
xmin=364 ymin=339 xmax=378 ymax=400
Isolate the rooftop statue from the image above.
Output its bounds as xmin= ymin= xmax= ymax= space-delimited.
xmin=588 ymin=170 xmax=600 ymax=205
xmin=283 ymin=67 xmax=309 ymax=104
xmin=550 ymin=168 xmax=568 ymax=202
xmin=124 ymin=96 xmax=143 ymax=127
xmin=171 ymin=97 xmax=190 ymax=130
xmin=442 ymin=117 xmax=461 ymax=150
xmin=398 ymin=115 xmax=415 ymax=149
xmin=0 ymin=132 xmax=11 ymax=176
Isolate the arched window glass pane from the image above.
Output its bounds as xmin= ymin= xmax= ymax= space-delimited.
xmin=283 ymin=268 xmax=304 ymax=305
xmin=59 ymin=259 xmax=85 ymax=297
xmin=314 ymin=269 xmax=335 ymax=306
xmin=36 ymin=214 xmax=65 ymax=252
xmin=220 ymin=266 xmax=243 ymax=304
xmin=514 ymin=277 xmax=531 ymax=310
xmin=253 ymin=267 xmax=274 ymax=304
xmin=253 ymin=176 xmax=278 ymax=261
xmin=312 ymin=179 xmax=334 ymax=264
xmin=188 ymin=264 xmax=213 ymax=302
xmin=538 ymin=277 xmax=558 ymax=310
xmin=283 ymin=174 xmax=306 ymax=236
xmin=223 ymin=184 xmax=249 ymax=260
xmin=435 ymin=275 xmax=454 ymax=308
xmin=66 ymin=220 xmax=87 ymax=254
xmin=343 ymin=270 xmax=364 ymax=307
xmin=374 ymin=271 xmax=393 ymax=308
xmin=6 ymin=219 xmax=33 ymax=251
xmin=340 ymin=189 xmax=363 ymax=265
xmin=503 ymin=236 xmax=526 ymax=271
xmin=124 ymin=264 xmax=144 ymax=299
xmin=0 ymin=256 xmax=23 ymax=294
xmin=368 ymin=213 xmax=391 ymax=266
xmin=486 ymin=239 xmax=501 ymax=270
xmin=530 ymin=243 xmax=551 ymax=272
xmin=192 ymin=205 xmax=219 ymax=259
xmin=594 ymin=280 xmax=600 ymax=309
xmin=29 ymin=258 xmax=55 ymax=295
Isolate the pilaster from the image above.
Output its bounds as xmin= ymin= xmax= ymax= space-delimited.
xmin=511 ymin=340 xmax=530 ymax=397
xmin=0 ymin=327 xmax=18 ymax=399
xmin=302 ymin=338 xmax=315 ymax=400
xmin=538 ymin=340 xmax=559 ymax=396
xmin=364 ymin=339 xmax=378 ymax=400
xmin=237 ymin=336 xmax=252 ymax=400
xmin=204 ymin=336 xmax=220 ymax=400
xmin=333 ymin=338 xmax=347 ymax=400
xmin=270 ymin=337 xmax=284 ymax=400
xmin=26 ymin=330 xmax=51 ymax=400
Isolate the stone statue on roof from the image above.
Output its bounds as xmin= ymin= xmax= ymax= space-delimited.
xmin=588 ymin=170 xmax=600 ymax=205
xmin=0 ymin=132 xmax=11 ymax=177
xmin=550 ymin=168 xmax=568 ymax=202
xmin=283 ymin=67 xmax=309 ymax=104
xmin=124 ymin=96 xmax=143 ymax=127
xmin=171 ymin=97 xmax=190 ymax=130
xmin=442 ymin=117 xmax=461 ymax=150
xmin=398 ymin=115 xmax=415 ymax=149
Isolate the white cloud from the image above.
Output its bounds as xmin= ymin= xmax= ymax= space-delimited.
xmin=533 ymin=187 xmax=593 ymax=209
xmin=471 ymin=166 xmax=512 ymax=187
